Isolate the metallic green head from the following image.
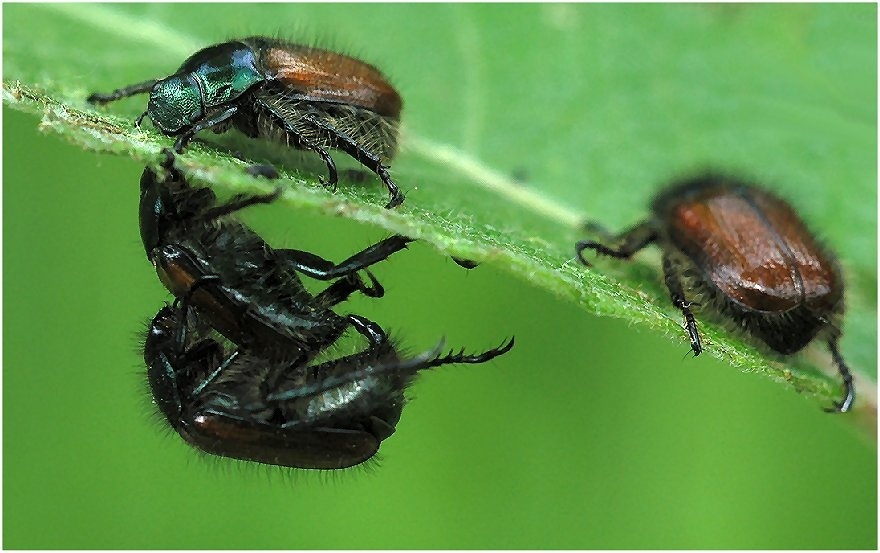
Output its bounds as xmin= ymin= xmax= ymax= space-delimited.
xmin=145 ymin=42 xmax=264 ymax=135
xmin=147 ymin=74 xmax=203 ymax=134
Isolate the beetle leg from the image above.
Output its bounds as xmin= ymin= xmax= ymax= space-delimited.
xmin=198 ymin=187 xmax=282 ymax=222
xmin=414 ymin=337 xmax=516 ymax=370
xmin=158 ymin=147 xmax=178 ymax=171
xmin=273 ymin=311 xmax=385 ymax=370
xmin=190 ymin=350 xmax=241 ymax=397
xmin=314 ymin=271 xmax=385 ymax=306
xmin=302 ymin=113 xmax=404 ymax=208
xmin=312 ymin=148 xmax=339 ymax=191
xmin=173 ymin=105 xmax=240 ymax=152
xmin=661 ymin=254 xmax=703 ymax=356
xmin=346 ymin=314 xmax=387 ymax=346
xmin=165 ymin=335 xmax=240 ymax=403
xmin=269 ymin=336 xmax=515 ymax=408
xmin=253 ymin=99 xmax=339 ymax=190
xmin=87 ymin=79 xmax=158 ymax=105
xmin=824 ymin=335 xmax=855 ymax=413
xmin=353 ymin=270 xmax=384 ymax=298
xmin=173 ymin=274 xmax=223 ymax=355
xmin=285 ymin=313 xmax=387 ymax=381
xmin=576 ymin=221 xmax=657 ymax=266
xmin=580 ymin=221 xmax=617 ymax=243
xmin=280 ymin=337 xmax=515 ymax=409
xmin=275 ymin=235 xmax=413 ymax=280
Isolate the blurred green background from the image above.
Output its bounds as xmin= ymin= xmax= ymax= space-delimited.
xmin=4 ymin=3 xmax=877 ymax=549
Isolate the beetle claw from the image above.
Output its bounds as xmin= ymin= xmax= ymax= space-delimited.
xmin=318 ymin=176 xmax=337 ymax=192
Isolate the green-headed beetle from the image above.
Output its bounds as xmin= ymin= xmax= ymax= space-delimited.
xmin=89 ymin=38 xmax=405 ymax=208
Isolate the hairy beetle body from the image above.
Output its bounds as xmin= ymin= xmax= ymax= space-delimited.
xmin=145 ymin=305 xmax=513 ymax=469
xmin=90 ymin=38 xmax=405 ymax=207
xmin=652 ymin=178 xmax=843 ymax=354
xmin=576 ymin=174 xmax=853 ymax=412
xmin=139 ymin=153 xmax=410 ymax=358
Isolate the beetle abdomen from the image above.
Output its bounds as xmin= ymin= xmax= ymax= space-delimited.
xmin=254 ymin=91 xmax=400 ymax=160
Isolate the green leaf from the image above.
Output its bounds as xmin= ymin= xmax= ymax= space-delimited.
xmin=4 ymin=4 xmax=876 ymax=429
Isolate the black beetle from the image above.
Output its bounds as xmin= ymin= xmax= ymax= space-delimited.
xmin=144 ymin=304 xmax=513 ymax=469
xmin=140 ymin=150 xmax=411 ymax=358
xmin=89 ymin=37 xmax=405 ymax=208
xmin=576 ymin=174 xmax=854 ymax=413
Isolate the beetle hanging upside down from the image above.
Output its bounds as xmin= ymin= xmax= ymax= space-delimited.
xmin=145 ymin=304 xmax=513 ymax=469
xmin=138 ymin=152 xmax=514 ymax=468
xmin=139 ymin=149 xmax=412 ymax=357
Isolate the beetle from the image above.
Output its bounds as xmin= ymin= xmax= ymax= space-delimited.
xmin=575 ymin=173 xmax=854 ymax=412
xmin=140 ymin=150 xmax=412 ymax=358
xmin=89 ymin=37 xmax=405 ymax=208
xmin=144 ymin=304 xmax=514 ymax=469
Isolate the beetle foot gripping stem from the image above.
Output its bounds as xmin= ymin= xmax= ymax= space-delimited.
xmin=159 ymin=147 xmax=177 ymax=169
xmin=377 ymin=165 xmax=404 ymax=209
xmin=824 ymin=336 xmax=855 ymax=413
xmin=671 ymin=297 xmax=702 ymax=357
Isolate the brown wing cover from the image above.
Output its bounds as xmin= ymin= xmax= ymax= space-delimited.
xmin=261 ymin=44 xmax=402 ymax=117
xmin=667 ymin=188 xmax=838 ymax=313
xmin=187 ymin=414 xmax=379 ymax=469
xmin=749 ymin=191 xmax=840 ymax=310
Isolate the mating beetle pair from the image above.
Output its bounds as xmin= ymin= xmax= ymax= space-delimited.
xmin=138 ymin=152 xmax=513 ymax=469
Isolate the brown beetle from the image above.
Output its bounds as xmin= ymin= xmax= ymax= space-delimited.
xmin=144 ymin=303 xmax=514 ymax=470
xmin=576 ymin=174 xmax=854 ymax=412
xmin=89 ymin=38 xmax=405 ymax=208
